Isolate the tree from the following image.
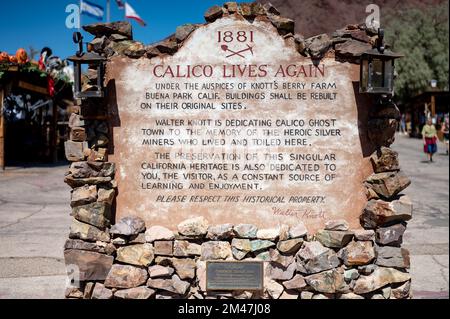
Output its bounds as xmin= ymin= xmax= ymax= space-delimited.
xmin=384 ymin=3 xmax=449 ymax=103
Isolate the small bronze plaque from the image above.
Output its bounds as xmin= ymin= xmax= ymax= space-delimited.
xmin=206 ymin=261 xmax=264 ymax=291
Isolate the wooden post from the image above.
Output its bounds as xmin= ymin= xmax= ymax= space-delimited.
xmin=0 ymin=88 xmax=4 ymax=170
xmin=431 ymin=94 xmax=436 ymax=117
xmin=51 ymin=100 xmax=58 ymax=163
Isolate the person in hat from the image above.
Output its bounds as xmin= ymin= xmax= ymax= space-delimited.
xmin=422 ymin=117 xmax=438 ymax=162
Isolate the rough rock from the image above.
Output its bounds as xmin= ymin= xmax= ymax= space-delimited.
xmin=173 ymin=240 xmax=201 ymax=257
xmin=206 ymin=224 xmax=234 ymax=240
xmin=263 ymin=2 xmax=280 ymax=15
xmin=69 ymin=219 xmax=110 ymax=242
xmin=353 ymin=267 xmax=411 ymax=294
xmin=338 ymin=292 xmax=364 ymax=299
xmin=239 ymin=3 xmax=252 ymax=17
xmin=324 ymin=219 xmax=349 ymax=231
xmin=201 ymin=241 xmax=232 ymax=260
xmin=361 ymin=196 xmax=413 ymax=228
xmin=171 ymin=258 xmax=196 ymax=280
xmin=335 ymin=39 xmax=371 ymax=59
xmin=279 ymin=290 xmax=299 ymax=299
xmin=376 ymin=223 xmax=407 ymax=246
xmin=154 ymin=37 xmax=178 ymax=55
xmin=391 ymin=281 xmax=411 ymax=299
xmin=91 ymin=283 xmax=113 ymax=299
xmin=148 ymin=265 xmax=175 ymax=278
xmin=68 ymin=114 xmax=84 ymax=128
xmin=289 ymin=222 xmax=308 ymax=238
xmin=358 ymin=264 xmax=378 ymax=275
xmin=296 ymin=241 xmax=340 ymax=274
xmin=196 ymin=260 xmax=207 ymax=292
xmin=354 ymin=229 xmax=375 ymax=241
xmin=266 ymin=279 xmax=284 ymax=299
xmin=116 ymin=244 xmax=154 ymax=267
xmin=315 ymin=230 xmax=353 ymax=248
xmin=154 ymin=241 xmax=173 ymax=256
xmin=104 ymin=264 xmax=148 ymax=289
xmin=123 ymin=42 xmax=146 ymax=58
xmin=109 ymin=33 xmax=129 ymax=41
xmin=375 ymin=246 xmax=410 ymax=269
xmin=231 ymin=238 xmax=252 ymax=260
xmin=365 ymin=171 xmax=411 ymax=199
xmin=66 ymin=161 xmax=115 ymax=178
xmin=257 ymin=228 xmax=280 ymax=241
xmin=89 ymin=36 xmax=107 ymax=53
xmin=300 ymin=291 xmax=314 ymax=299
xmin=370 ymin=147 xmax=400 ymax=173
xmin=255 ymin=251 xmax=271 ymax=261
xmin=83 ymin=21 xmax=132 ymax=38
xmin=178 ymin=217 xmax=209 ymax=237
xmin=250 ymin=239 xmax=276 ymax=252
xmin=147 ymin=275 xmax=190 ymax=295
xmin=145 ymin=225 xmax=174 ymax=242
xmin=176 ymin=24 xmax=198 ymax=43
xmin=339 ymin=241 xmax=376 ymax=266
xmin=282 ymin=274 xmax=307 ymax=290
xmin=97 ymin=188 xmax=115 ymax=206
xmin=112 ymin=237 xmax=127 ymax=246
xmin=204 ymin=5 xmax=224 ymax=22
xmin=65 ymin=141 xmax=88 ymax=161
xmin=305 ymin=269 xmax=346 ymax=293
xmin=278 ymin=224 xmax=290 ymax=241
xmin=370 ymin=102 xmax=401 ymax=120
xmin=114 ymin=286 xmax=155 ymax=299
xmin=251 ymin=2 xmax=265 ymax=16
xmin=367 ymin=118 xmax=398 ymax=147
xmin=344 ymin=268 xmax=360 ymax=283
xmin=234 ymin=224 xmax=258 ymax=238
xmin=64 ymin=239 xmax=115 ymax=255
xmin=269 ymin=249 xmax=295 ymax=268
xmin=64 ymin=249 xmax=113 ymax=281
xmin=305 ymin=33 xmax=332 ymax=58
xmin=268 ymin=15 xmax=295 ymax=35
xmin=224 ymin=2 xmax=239 ymax=13
xmin=70 ymin=127 xmax=86 ymax=142
xmin=71 ymin=185 xmax=97 ymax=207
xmin=277 ymin=238 xmax=303 ymax=254
xmin=267 ymin=261 xmax=296 ymax=281
xmin=65 ymin=287 xmax=83 ymax=299
xmin=71 ymin=202 xmax=110 ymax=229
xmin=110 ymin=216 xmax=146 ymax=236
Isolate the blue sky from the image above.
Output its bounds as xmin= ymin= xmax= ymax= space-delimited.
xmin=0 ymin=0 xmax=247 ymax=60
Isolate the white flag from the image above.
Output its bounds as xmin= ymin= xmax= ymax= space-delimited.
xmin=80 ymin=0 xmax=104 ymax=21
xmin=125 ymin=2 xmax=146 ymax=26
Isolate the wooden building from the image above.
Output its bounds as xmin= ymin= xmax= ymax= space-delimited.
xmin=0 ymin=61 xmax=73 ymax=169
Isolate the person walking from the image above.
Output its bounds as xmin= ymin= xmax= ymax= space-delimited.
xmin=441 ymin=118 xmax=449 ymax=155
xmin=422 ymin=118 xmax=438 ymax=162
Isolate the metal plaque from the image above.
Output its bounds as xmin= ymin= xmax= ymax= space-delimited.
xmin=206 ymin=261 xmax=264 ymax=291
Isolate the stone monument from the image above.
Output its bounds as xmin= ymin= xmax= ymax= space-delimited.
xmin=63 ymin=2 xmax=412 ymax=300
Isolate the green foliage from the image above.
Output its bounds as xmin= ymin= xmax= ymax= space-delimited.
xmin=385 ymin=3 xmax=449 ymax=102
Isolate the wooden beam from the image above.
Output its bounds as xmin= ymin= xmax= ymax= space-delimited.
xmin=18 ymin=80 xmax=49 ymax=96
xmin=431 ymin=94 xmax=436 ymax=117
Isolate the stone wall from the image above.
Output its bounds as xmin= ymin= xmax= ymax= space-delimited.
xmin=63 ymin=2 xmax=412 ymax=299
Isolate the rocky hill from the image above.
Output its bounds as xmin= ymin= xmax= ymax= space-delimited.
xmin=257 ymin=0 xmax=445 ymax=37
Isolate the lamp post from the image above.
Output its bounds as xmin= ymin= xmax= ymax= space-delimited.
xmin=359 ymin=29 xmax=403 ymax=101
xmin=68 ymin=32 xmax=106 ymax=99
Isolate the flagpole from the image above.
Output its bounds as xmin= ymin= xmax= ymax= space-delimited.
xmin=79 ymin=0 xmax=82 ymax=31
xmin=107 ymin=0 xmax=111 ymax=23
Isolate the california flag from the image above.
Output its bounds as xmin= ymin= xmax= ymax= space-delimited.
xmin=125 ymin=2 xmax=146 ymax=26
